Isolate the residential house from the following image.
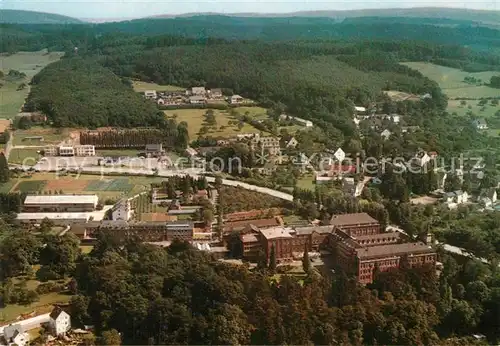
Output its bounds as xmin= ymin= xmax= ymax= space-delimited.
xmin=380 ymin=129 xmax=392 ymax=140
xmin=473 ymin=119 xmax=488 ymax=130
xmin=191 ymin=87 xmax=206 ymax=96
xmin=145 ymin=144 xmax=164 ymax=157
xmin=480 ymin=197 xmax=493 ymax=208
xmin=354 ymin=106 xmax=367 ymax=115
xmin=49 ymin=307 xmax=71 ymax=336
xmin=157 ymin=98 xmax=166 ymax=105
xmin=209 ymin=88 xmax=223 ymax=98
xmin=444 ymin=190 xmax=469 ymax=207
xmin=185 ymin=146 xmax=198 ymax=157
xmin=230 ymin=95 xmax=244 ymax=105
xmin=402 ymin=125 xmax=421 ymax=133
xmin=342 ymin=177 xmax=364 ymax=197
xmin=289 ymin=116 xmax=313 ymax=127
xmin=189 ymin=95 xmax=206 ymax=104
xmin=479 ymin=188 xmax=497 ymax=204
xmin=285 ymin=137 xmax=299 ymax=148
xmin=144 ymin=90 xmax=157 ymax=99
xmin=251 ymin=136 xmax=281 ymax=155
xmin=391 ymin=114 xmax=401 ymax=124
xmin=412 ymin=151 xmax=432 ymax=167
xmin=2 ymin=324 xmax=29 ymax=346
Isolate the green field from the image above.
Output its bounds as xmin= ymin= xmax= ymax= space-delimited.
xmin=8 ymin=148 xmax=43 ymax=165
xmin=13 ymin=127 xmax=76 ymax=146
xmin=0 ymin=50 xmax=64 ymax=119
xmin=402 ymin=62 xmax=500 ymax=99
xmin=447 ymin=99 xmax=500 ymax=118
xmin=132 ymin=80 xmax=185 ymax=92
xmin=14 ymin=180 xmax=48 ymax=193
xmin=85 ymin=178 xmax=134 ymax=192
xmin=164 ymin=108 xmax=266 ymax=140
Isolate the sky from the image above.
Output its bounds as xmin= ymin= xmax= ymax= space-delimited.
xmin=1 ymin=0 xmax=498 ymax=20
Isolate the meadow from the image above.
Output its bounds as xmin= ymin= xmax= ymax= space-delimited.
xmin=402 ymin=62 xmax=500 ymax=99
xmin=12 ymin=126 xmax=76 ymax=146
xmin=132 ymin=80 xmax=185 ymax=93
xmin=447 ymin=99 xmax=500 ymax=118
xmin=164 ymin=108 xmax=265 ymax=140
xmin=0 ymin=50 xmax=64 ymax=119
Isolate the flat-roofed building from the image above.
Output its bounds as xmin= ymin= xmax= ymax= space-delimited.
xmin=58 ymin=146 xmax=75 ymax=156
xmin=74 ymin=145 xmax=95 ymax=157
xmin=16 ymin=212 xmax=90 ymax=226
xmin=23 ymin=195 xmax=99 ymax=212
xmin=97 ymin=220 xmax=194 ymax=242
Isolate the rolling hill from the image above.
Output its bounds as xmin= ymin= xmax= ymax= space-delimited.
xmin=0 ymin=9 xmax=84 ymax=24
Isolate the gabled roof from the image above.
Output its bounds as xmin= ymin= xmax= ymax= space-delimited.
xmin=50 ymin=306 xmax=66 ymax=320
xmin=330 ymin=213 xmax=378 ymax=227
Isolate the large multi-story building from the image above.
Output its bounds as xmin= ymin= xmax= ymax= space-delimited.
xmin=238 ymin=212 xmax=436 ymax=283
xmin=22 ymin=195 xmax=99 ymax=213
xmin=250 ymin=136 xmax=281 ymax=155
xmin=44 ymin=145 xmax=96 ymax=157
xmin=327 ymin=221 xmax=437 ymax=285
xmin=96 ymin=220 xmax=194 ymax=242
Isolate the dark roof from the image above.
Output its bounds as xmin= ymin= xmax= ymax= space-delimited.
xmin=50 ymin=306 xmax=65 ymax=320
xmin=353 ymin=232 xmax=401 ymax=242
xmin=356 ymin=242 xmax=434 ymax=259
xmin=224 ymin=217 xmax=281 ymax=232
xmin=330 ymin=213 xmax=378 ymax=227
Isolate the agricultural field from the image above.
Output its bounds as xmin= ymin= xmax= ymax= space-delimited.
xmin=402 ymin=62 xmax=500 ymax=99
xmin=0 ymin=50 xmax=64 ymax=119
xmin=233 ymin=106 xmax=268 ymax=119
xmin=6 ymin=173 xmax=164 ymax=201
xmin=132 ymin=80 xmax=184 ymax=93
xmin=164 ymin=108 xmax=265 ymax=140
xmin=12 ymin=126 xmax=76 ymax=146
xmin=8 ymin=148 xmax=43 ymax=165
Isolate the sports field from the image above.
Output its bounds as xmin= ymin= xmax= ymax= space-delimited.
xmin=6 ymin=173 xmax=165 ymax=201
xmin=164 ymin=108 xmax=265 ymax=140
xmin=132 ymin=80 xmax=185 ymax=92
xmin=0 ymin=50 xmax=64 ymax=119
xmin=402 ymin=62 xmax=500 ymax=99
xmin=8 ymin=148 xmax=43 ymax=165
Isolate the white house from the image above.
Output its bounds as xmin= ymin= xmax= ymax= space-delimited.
xmin=480 ymin=197 xmax=493 ymax=208
xmin=380 ymin=129 xmax=392 ymax=140
xmin=473 ymin=119 xmax=488 ymax=130
xmin=189 ymin=95 xmax=206 ymax=104
xmin=191 ymin=87 xmax=206 ymax=96
xmin=444 ymin=190 xmax=469 ymax=205
xmin=2 ymin=324 xmax=29 ymax=346
xmin=144 ymin=90 xmax=157 ymax=99
xmin=230 ymin=95 xmax=244 ymax=104
xmin=112 ymin=199 xmax=133 ymax=221
xmin=480 ymin=188 xmax=497 ymax=204
xmin=354 ymin=106 xmax=366 ymax=114
xmin=285 ymin=137 xmax=299 ymax=148
xmin=291 ymin=117 xmax=313 ymax=127
xmin=49 ymin=308 xmax=71 ymax=336
xmin=391 ymin=114 xmax=401 ymax=124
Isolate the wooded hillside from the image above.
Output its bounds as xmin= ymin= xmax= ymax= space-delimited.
xmin=24 ymin=57 xmax=166 ymax=128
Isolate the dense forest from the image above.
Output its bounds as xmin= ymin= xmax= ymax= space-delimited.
xmin=54 ymin=235 xmax=500 ymax=344
xmin=24 ymin=58 xmax=167 ymax=128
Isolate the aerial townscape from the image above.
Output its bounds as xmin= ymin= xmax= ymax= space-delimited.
xmin=0 ymin=4 xmax=500 ymax=346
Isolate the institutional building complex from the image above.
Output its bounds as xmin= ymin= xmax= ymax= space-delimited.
xmin=239 ymin=212 xmax=437 ymax=284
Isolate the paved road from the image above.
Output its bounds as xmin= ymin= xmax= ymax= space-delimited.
xmin=3 ymin=130 xmax=14 ymax=159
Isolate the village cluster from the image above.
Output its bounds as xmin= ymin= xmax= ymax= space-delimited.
xmin=143 ymin=86 xmax=249 ymax=106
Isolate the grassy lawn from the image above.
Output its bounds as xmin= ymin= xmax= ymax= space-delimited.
xmin=0 ymin=50 xmax=64 ymax=119
xmin=0 ymin=180 xmax=17 ymax=193
xmin=164 ymin=108 xmax=265 ymax=140
xmin=132 ymin=80 xmax=184 ymax=92
xmin=13 ymin=127 xmax=76 ymax=146
xmin=96 ymin=149 xmax=142 ymax=157
xmin=487 ymin=129 xmax=500 ymax=137
xmin=1 ymin=292 xmax=72 ymax=323
xmin=233 ymin=106 xmax=268 ymax=119
xmin=447 ymin=99 xmax=500 ymax=118
xmin=296 ymin=174 xmax=315 ymax=191
xmin=80 ymin=245 xmax=94 ymax=254
xmin=8 ymin=148 xmax=43 ymax=165
xmin=402 ymin=62 xmax=500 ymax=99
